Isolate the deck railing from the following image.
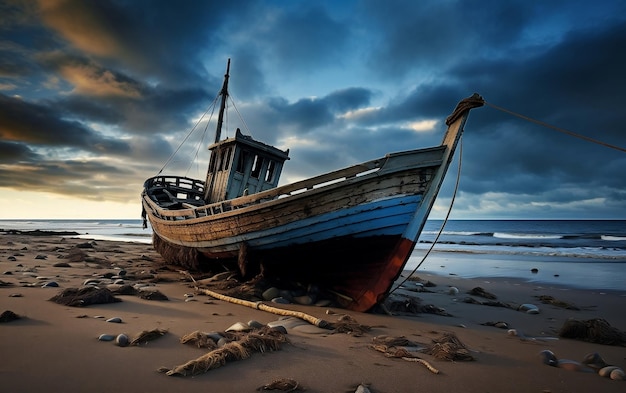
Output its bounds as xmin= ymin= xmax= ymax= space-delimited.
xmin=143 ymin=146 xmax=445 ymax=221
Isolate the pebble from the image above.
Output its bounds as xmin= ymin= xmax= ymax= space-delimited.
xmin=41 ymin=281 xmax=59 ymax=288
xmin=271 ymin=297 xmax=290 ymax=304
xmin=7 ymin=256 xmax=17 ymax=261
xmin=184 ymin=298 xmax=197 ymax=302
xmin=518 ymin=303 xmax=539 ymax=313
xmin=113 ymin=279 xmax=125 ymax=285
xmin=448 ymin=286 xmax=459 ymax=295
xmin=355 ymin=384 xmax=372 ymax=393
xmin=582 ymin=352 xmax=608 ymax=370
xmin=314 ymin=299 xmax=332 ymax=307
xmin=610 ymin=368 xmax=625 ymax=381
xmin=267 ymin=317 xmax=307 ymax=330
xmin=225 ymin=322 xmax=252 ymax=332
xmin=83 ymin=279 xmax=101 ymax=286
xmin=247 ymin=320 xmax=264 ymax=329
xmin=293 ymin=295 xmax=314 ymax=305
xmin=599 ymin=366 xmax=620 ymax=377
xmin=540 ymin=350 xmax=558 ymax=366
xmin=35 ymin=255 xmax=47 ymax=260
xmin=184 ymin=293 xmax=194 ymax=298
xmin=217 ymin=337 xmax=229 ymax=347
xmin=9 ymin=293 xmax=23 ymax=297
xmin=98 ymin=334 xmax=116 ymax=341
xmin=3 ymin=271 xmax=13 ymax=275
xmin=116 ymin=334 xmax=129 ymax=347
xmin=204 ymin=332 xmax=225 ymax=342
xmin=269 ymin=325 xmax=288 ymax=335
xmin=262 ymin=287 xmax=280 ymax=301
xmin=106 ymin=317 xmax=122 ymax=323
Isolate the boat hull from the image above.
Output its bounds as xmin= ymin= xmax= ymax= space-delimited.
xmin=142 ymin=94 xmax=483 ymax=311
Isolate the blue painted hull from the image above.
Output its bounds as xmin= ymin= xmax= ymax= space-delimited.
xmin=249 ymin=195 xmax=421 ymax=249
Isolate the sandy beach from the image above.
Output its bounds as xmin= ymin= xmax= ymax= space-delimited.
xmin=1 ymin=232 xmax=625 ymax=393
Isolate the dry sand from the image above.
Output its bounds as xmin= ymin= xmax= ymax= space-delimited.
xmin=1 ymin=233 xmax=625 ymax=393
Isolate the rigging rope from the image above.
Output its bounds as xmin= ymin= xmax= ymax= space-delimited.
xmin=229 ymin=94 xmax=254 ymax=137
xmin=158 ymin=95 xmax=220 ymax=175
xmin=388 ymin=137 xmax=464 ymax=295
xmin=484 ymin=101 xmax=626 ymax=153
xmin=184 ymin=101 xmax=217 ymax=177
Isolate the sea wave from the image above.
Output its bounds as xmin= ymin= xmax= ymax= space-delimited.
xmin=416 ymin=242 xmax=626 ymax=260
xmin=602 ymin=235 xmax=626 ymax=241
xmin=493 ymin=232 xmax=563 ymax=240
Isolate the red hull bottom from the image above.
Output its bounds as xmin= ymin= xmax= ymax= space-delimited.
xmin=153 ymin=232 xmax=416 ymax=311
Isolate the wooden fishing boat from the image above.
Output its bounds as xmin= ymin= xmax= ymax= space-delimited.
xmin=141 ymin=60 xmax=484 ymax=311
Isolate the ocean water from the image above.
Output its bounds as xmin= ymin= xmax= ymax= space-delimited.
xmin=410 ymin=220 xmax=626 ymax=291
xmin=0 ymin=219 xmax=152 ymax=244
xmin=1 ymin=219 xmax=624 ymax=291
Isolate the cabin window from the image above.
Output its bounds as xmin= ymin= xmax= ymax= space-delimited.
xmin=251 ymin=155 xmax=264 ymax=178
xmin=265 ymin=160 xmax=276 ymax=183
xmin=221 ymin=147 xmax=232 ymax=171
xmin=236 ymin=150 xmax=249 ymax=173
xmin=208 ymin=151 xmax=218 ymax=172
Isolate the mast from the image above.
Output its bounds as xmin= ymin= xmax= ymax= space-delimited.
xmin=204 ymin=59 xmax=231 ymax=202
xmin=214 ymin=58 xmax=231 ymax=144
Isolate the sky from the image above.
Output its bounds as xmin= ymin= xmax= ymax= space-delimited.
xmin=1 ymin=0 xmax=625 ymax=220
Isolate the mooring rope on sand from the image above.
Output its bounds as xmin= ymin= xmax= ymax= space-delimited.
xmin=183 ymin=271 xmax=331 ymax=328
xmin=195 ymin=286 xmax=331 ymax=328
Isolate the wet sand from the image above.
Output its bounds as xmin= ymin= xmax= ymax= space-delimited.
xmin=1 ymin=233 xmax=625 ymax=392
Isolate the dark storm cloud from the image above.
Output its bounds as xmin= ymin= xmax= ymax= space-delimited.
xmin=254 ymin=5 xmax=351 ymax=72
xmin=264 ymin=87 xmax=373 ymax=132
xmin=360 ymin=0 xmax=533 ymax=77
xmin=0 ymin=94 xmax=131 ymax=154
xmin=35 ymin=0 xmax=246 ymax=87
xmin=0 ymin=140 xmax=41 ymax=163
xmin=453 ymin=20 xmax=626 ymax=194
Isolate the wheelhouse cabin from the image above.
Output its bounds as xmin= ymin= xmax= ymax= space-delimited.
xmin=204 ymin=128 xmax=290 ymax=203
